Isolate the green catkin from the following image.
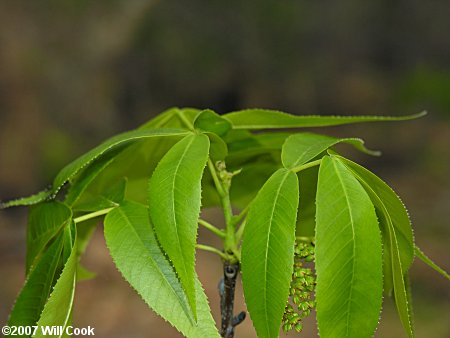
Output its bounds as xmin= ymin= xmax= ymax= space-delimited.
xmin=282 ymin=240 xmax=316 ymax=333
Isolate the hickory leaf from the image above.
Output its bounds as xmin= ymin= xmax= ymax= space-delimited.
xmin=64 ymin=153 xmax=117 ymax=207
xmin=104 ymin=201 xmax=219 ymax=338
xmin=241 ymin=168 xmax=299 ymax=338
xmin=281 ymin=132 xmax=379 ymax=169
xmin=334 ymin=155 xmax=415 ymax=336
xmin=315 ymin=156 xmax=383 ymax=338
xmin=26 ymin=201 xmax=72 ymax=272
xmin=1 ymin=129 xmax=189 ymax=209
xmin=335 ymin=155 xmax=415 ymax=288
xmin=8 ymin=233 xmax=64 ymax=329
xmin=386 ymin=217 xmax=415 ymax=337
xmin=148 ymin=133 xmax=210 ymax=319
xmin=34 ymin=222 xmax=77 ymax=338
xmin=224 ymin=109 xmax=426 ymax=129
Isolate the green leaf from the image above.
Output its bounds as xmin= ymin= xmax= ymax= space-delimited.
xmin=315 ymin=156 xmax=383 ymax=338
xmin=148 ymin=133 xmax=210 ymax=319
xmin=75 ymin=218 xmax=99 ymax=282
xmin=76 ymin=218 xmax=98 ymax=257
xmin=138 ymin=107 xmax=181 ymax=129
xmin=26 ymin=202 xmax=72 ymax=272
xmin=64 ymin=153 xmax=117 ymax=206
xmin=296 ymin=166 xmax=319 ymax=237
xmin=241 ymin=168 xmax=299 ymax=338
xmin=8 ymin=233 xmax=64 ymax=330
xmin=414 ymin=245 xmax=450 ymax=281
xmin=224 ymin=109 xmax=426 ymax=129
xmin=194 ymin=109 xmax=232 ymax=136
xmin=281 ymin=132 xmax=379 ymax=169
xmin=71 ymin=177 xmax=126 ymax=212
xmin=226 ymin=132 xmax=287 ymax=165
xmin=76 ymin=264 xmax=96 ymax=282
xmin=205 ymin=132 xmax=228 ymax=161
xmin=334 ymin=155 xmax=414 ymax=337
xmin=80 ymin=135 xmax=182 ymax=206
xmin=1 ymin=128 xmax=190 ymax=209
xmin=229 ymin=161 xmax=279 ymax=209
xmin=34 ymin=222 xmax=77 ymax=338
xmin=139 ymin=107 xmax=201 ymax=130
xmin=387 ymin=218 xmax=415 ymax=337
xmin=0 ymin=190 xmax=51 ymax=209
xmin=104 ymin=201 xmax=219 ymax=338
xmin=335 ymin=156 xmax=415 ymax=287
xmin=53 ymin=129 xmax=189 ymax=196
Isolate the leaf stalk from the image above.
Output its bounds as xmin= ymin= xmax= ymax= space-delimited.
xmin=73 ymin=207 xmax=115 ymax=224
xmin=199 ymin=219 xmax=226 ymax=238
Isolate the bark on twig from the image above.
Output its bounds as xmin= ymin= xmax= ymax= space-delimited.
xmin=219 ymin=262 xmax=245 ymax=338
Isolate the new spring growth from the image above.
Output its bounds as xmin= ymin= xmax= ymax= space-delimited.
xmin=282 ymin=240 xmax=316 ymax=333
xmin=216 ymin=161 xmax=241 ymax=190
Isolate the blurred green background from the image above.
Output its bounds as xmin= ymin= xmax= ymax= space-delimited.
xmin=0 ymin=1 xmax=449 ymax=337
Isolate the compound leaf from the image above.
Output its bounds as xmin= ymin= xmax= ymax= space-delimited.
xmin=224 ymin=109 xmax=426 ymax=130
xmin=8 ymin=233 xmax=64 ymax=329
xmin=104 ymin=201 xmax=219 ymax=338
xmin=315 ymin=156 xmax=383 ymax=338
xmin=281 ymin=132 xmax=379 ymax=169
xmin=241 ymin=168 xmax=299 ymax=338
xmin=34 ymin=222 xmax=77 ymax=338
xmin=148 ymin=133 xmax=210 ymax=319
xmin=26 ymin=202 xmax=72 ymax=272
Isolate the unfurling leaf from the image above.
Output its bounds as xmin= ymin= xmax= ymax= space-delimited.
xmin=242 ymin=168 xmax=299 ymax=338
xmin=148 ymin=133 xmax=210 ymax=319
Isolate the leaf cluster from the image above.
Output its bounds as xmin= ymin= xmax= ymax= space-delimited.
xmin=2 ymin=107 xmax=448 ymax=338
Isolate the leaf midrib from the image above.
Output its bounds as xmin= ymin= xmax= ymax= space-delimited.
xmin=114 ymin=207 xmax=189 ymax=316
xmin=169 ymin=135 xmax=196 ymax=283
xmin=262 ymin=169 xmax=290 ymax=337
xmin=331 ymin=159 xmax=356 ymax=337
xmin=53 ymin=129 xmax=189 ymax=196
xmin=340 ymin=159 xmax=412 ymax=337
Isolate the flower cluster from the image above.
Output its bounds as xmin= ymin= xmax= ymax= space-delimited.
xmin=282 ymin=240 xmax=316 ymax=333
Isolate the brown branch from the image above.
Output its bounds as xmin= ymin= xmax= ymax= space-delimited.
xmin=219 ymin=262 xmax=246 ymax=338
